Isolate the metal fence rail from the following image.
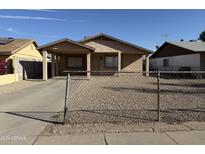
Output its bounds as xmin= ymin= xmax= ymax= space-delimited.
xmin=63 ymin=73 xmax=70 ymax=124
xmin=62 ymin=71 xmax=205 ymax=124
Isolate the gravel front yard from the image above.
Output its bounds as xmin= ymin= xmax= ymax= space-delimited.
xmin=65 ymin=74 xmax=205 ymax=124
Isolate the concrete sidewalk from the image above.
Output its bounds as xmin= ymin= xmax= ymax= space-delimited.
xmin=33 ymin=130 xmax=205 ymax=145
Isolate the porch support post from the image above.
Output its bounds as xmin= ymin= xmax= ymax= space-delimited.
xmin=56 ymin=55 xmax=59 ymax=76
xmin=87 ymin=52 xmax=91 ymax=78
xmin=51 ymin=53 xmax=55 ymax=78
xmin=42 ymin=51 xmax=48 ymax=81
xmin=145 ymin=55 xmax=149 ymax=77
xmin=118 ymin=52 xmax=121 ymax=72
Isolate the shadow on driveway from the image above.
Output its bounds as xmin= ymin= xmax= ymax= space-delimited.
xmin=3 ymin=111 xmax=64 ymax=124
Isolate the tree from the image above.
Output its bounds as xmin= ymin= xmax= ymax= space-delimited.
xmin=155 ymin=45 xmax=160 ymax=50
xmin=199 ymin=31 xmax=205 ymax=42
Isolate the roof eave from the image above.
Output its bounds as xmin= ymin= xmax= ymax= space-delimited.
xmin=0 ymin=51 xmax=12 ymax=56
xmin=11 ymin=40 xmax=36 ymax=55
xmin=79 ymin=33 xmax=151 ymax=54
xmin=38 ymin=38 xmax=95 ymax=52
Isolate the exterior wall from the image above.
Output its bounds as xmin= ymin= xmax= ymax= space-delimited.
xmin=85 ymin=41 xmax=119 ymax=53
xmin=121 ymin=54 xmax=143 ymax=71
xmin=85 ymin=40 xmax=146 ymax=54
xmin=59 ymin=55 xmax=66 ymax=75
xmin=91 ymin=53 xmax=143 ymax=72
xmin=90 ymin=53 xmax=102 ymax=71
xmin=8 ymin=43 xmax=42 ymax=60
xmin=0 ymin=74 xmax=18 ymax=85
xmin=200 ymin=53 xmax=205 ymax=71
xmin=150 ymin=53 xmax=201 ymax=71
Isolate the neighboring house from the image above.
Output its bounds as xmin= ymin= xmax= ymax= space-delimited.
xmin=38 ymin=33 xmax=151 ymax=80
xmin=150 ymin=41 xmax=205 ymax=71
xmin=0 ymin=37 xmax=42 ymax=85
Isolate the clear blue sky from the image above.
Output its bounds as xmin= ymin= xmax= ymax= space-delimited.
xmin=0 ymin=9 xmax=205 ymax=51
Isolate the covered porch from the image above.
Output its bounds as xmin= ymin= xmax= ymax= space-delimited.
xmin=91 ymin=52 xmax=149 ymax=73
xmin=38 ymin=38 xmax=94 ymax=80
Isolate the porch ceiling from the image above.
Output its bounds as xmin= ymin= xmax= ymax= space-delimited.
xmin=38 ymin=38 xmax=94 ymax=55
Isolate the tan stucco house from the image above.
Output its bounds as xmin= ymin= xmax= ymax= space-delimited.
xmin=0 ymin=37 xmax=42 ymax=85
xmin=38 ymin=33 xmax=151 ymax=80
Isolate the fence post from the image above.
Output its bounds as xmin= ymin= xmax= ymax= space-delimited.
xmin=157 ymin=71 xmax=161 ymax=122
xmin=63 ymin=73 xmax=70 ymax=124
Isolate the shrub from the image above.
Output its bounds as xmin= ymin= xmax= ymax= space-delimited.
xmin=0 ymin=60 xmax=7 ymax=75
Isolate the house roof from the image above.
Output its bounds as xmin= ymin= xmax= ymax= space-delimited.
xmin=168 ymin=41 xmax=205 ymax=52
xmin=38 ymin=38 xmax=95 ymax=51
xmin=0 ymin=38 xmax=37 ymax=55
xmin=79 ymin=33 xmax=152 ymax=54
xmin=150 ymin=41 xmax=205 ymax=59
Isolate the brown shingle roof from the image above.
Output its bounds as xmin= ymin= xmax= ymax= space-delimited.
xmin=0 ymin=38 xmax=37 ymax=55
xmin=150 ymin=41 xmax=205 ymax=59
xmin=168 ymin=41 xmax=205 ymax=52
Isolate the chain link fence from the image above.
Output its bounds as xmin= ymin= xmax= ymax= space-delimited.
xmin=62 ymin=71 xmax=205 ymax=124
xmin=159 ymin=71 xmax=205 ymax=123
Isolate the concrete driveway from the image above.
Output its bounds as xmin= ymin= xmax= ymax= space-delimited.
xmin=0 ymin=77 xmax=82 ymax=144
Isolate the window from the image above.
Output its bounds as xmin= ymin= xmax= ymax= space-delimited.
xmin=163 ymin=59 xmax=169 ymax=67
xmin=67 ymin=57 xmax=83 ymax=68
xmin=105 ymin=56 xmax=118 ymax=68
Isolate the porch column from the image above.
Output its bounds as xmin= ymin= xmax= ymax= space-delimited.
xmin=87 ymin=52 xmax=91 ymax=78
xmin=56 ymin=55 xmax=59 ymax=76
xmin=42 ymin=51 xmax=48 ymax=81
xmin=118 ymin=52 xmax=121 ymax=72
xmin=145 ymin=55 xmax=149 ymax=77
xmin=51 ymin=54 xmax=56 ymax=78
